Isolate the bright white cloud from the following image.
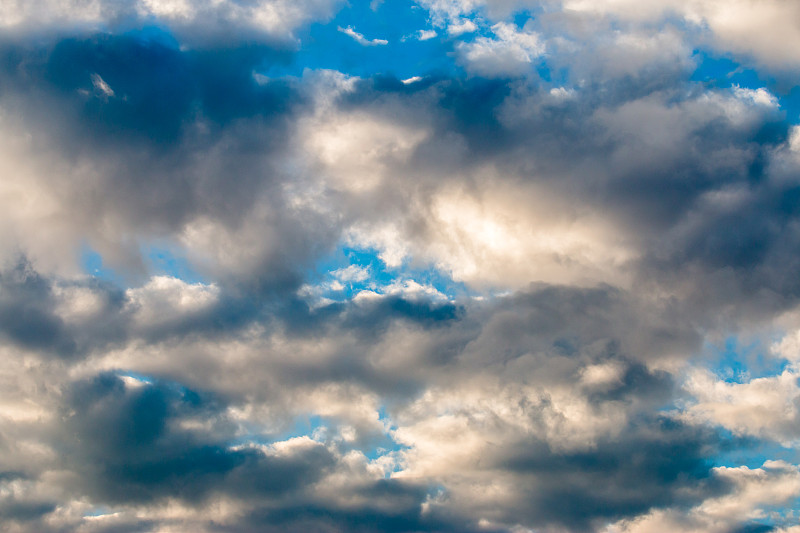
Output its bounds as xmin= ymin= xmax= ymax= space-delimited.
xmin=733 ymin=86 xmax=780 ymax=108
xmin=297 ymin=104 xmax=429 ymax=193
xmin=417 ymin=0 xmax=800 ymax=69
xmin=1 ymin=0 xmax=343 ymax=41
xmin=332 ymin=264 xmax=371 ymax=283
xmin=447 ymin=18 xmax=478 ymax=35
xmin=562 ymin=0 xmax=800 ymax=68
xmin=684 ymin=367 xmax=800 ymax=445
xmin=458 ymin=22 xmax=545 ymax=76
xmin=338 ymin=25 xmax=389 ymax=45
xmin=124 ymin=276 xmax=219 ymax=330
xmin=347 ymin=178 xmax=636 ymax=290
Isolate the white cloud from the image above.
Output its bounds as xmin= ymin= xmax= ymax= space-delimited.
xmin=458 ymin=22 xmax=544 ymax=77
xmin=418 ymin=29 xmax=438 ymax=40
xmin=52 ymin=284 xmax=107 ymax=323
xmin=604 ymin=460 xmax=800 ymax=533
xmin=447 ymin=18 xmax=478 ymax=35
xmin=416 ymin=0 xmax=485 ymax=26
xmin=124 ymin=276 xmax=219 ymax=330
xmin=772 ymin=329 xmax=800 ymax=363
xmin=1 ymin=0 xmax=343 ymax=41
xmin=331 ymin=264 xmax=371 ymax=283
xmin=383 ymin=279 xmax=448 ymax=301
xmin=683 ymin=367 xmax=800 ymax=445
xmin=338 ymin=25 xmax=389 ymax=46
xmin=89 ymin=73 xmax=114 ymax=100
xmin=297 ymin=105 xmax=429 ymax=193
xmin=347 ymin=177 xmax=636 ymax=290
xmin=416 ymin=0 xmax=800 ymax=69
xmin=733 ymin=86 xmax=780 ymax=108
xmin=561 ymin=0 xmax=800 ymax=68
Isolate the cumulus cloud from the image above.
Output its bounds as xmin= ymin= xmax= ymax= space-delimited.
xmin=604 ymin=460 xmax=800 ymax=533
xmin=1 ymin=0 xmax=343 ymax=43
xmin=418 ymin=0 xmax=800 ymax=69
xmin=457 ymin=22 xmax=544 ymax=77
xmin=2 ymin=1 xmax=800 ymax=531
xmin=562 ymin=0 xmax=800 ymax=68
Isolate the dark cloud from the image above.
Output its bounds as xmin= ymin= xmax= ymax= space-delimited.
xmin=493 ymin=419 xmax=728 ymax=531
xmin=0 ymin=33 xmax=302 ymax=224
xmin=0 ymin=260 xmax=76 ymax=356
xmin=0 ymin=499 xmax=57 ymax=523
xmin=0 ymin=34 xmax=333 ymax=292
xmin=60 ymin=373 xmax=335 ymax=504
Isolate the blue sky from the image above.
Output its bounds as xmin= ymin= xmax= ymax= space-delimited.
xmin=2 ymin=1 xmax=800 ymax=532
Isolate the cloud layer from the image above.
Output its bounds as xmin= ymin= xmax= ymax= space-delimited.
xmin=1 ymin=1 xmax=800 ymax=532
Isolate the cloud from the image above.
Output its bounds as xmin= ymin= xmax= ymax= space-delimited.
xmin=338 ymin=25 xmax=390 ymax=46
xmin=604 ymin=460 xmax=800 ymax=533
xmin=89 ymin=73 xmax=114 ymax=99
xmin=417 ymin=29 xmax=438 ymax=40
xmin=417 ymin=0 xmax=800 ymax=69
xmin=562 ymin=0 xmax=800 ymax=69
xmin=457 ymin=22 xmax=545 ymax=77
xmin=2 ymin=2 xmax=800 ymax=531
xmin=1 ymin=0 xmax=344 ymax=43
xmin=0 ymin=370 xmax=464 ymax=532
xmin=682 ymin=331 xmax=800 ymax=446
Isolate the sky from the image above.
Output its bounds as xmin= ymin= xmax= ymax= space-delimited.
xmin=1 ymin=1 xmax=800 ymax=532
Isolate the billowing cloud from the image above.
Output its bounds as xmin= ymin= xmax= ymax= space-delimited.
xmin=1 ymin=0 xmax=343 ymax=43
xmin=2 ymin=0 xmax=800 ymax=532
xmin=457 ymin=22 xmax=545 ymax=77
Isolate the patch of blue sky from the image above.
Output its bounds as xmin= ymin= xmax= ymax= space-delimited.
xmin=116 ymin=370 xmax=155 ymax=385
xmin=262 ymin=0 xmax=460 ymax=81
xmin=357 ymin=436 xmax=408 ymax=469
xmin=83 ymin=505 xmax=116 ymax=518
xmin=702 ymin=335 xmax=789 ymax=383
xmin=80 ymin=241 xmax=206 ymax=287
xmin=276 ymin=413 xmax=326 ymax=442
xmin=79 ymin=244 xmax=128 ymax=286
xmin=304 ymin=245 xmax=474 ymax=302
xmin=713 ymin=432 xmax=800 ymax=469
xmin=364 ymin=403 xmax=410 ymax=460
xmin=142 ymin=242 xmax=206 ymax=284
xmin=691 ymin=49 xmax=800 ymax=123
xmin=232 ymin=414 xmax=336 ymax=447
xmin=123 ymin=25 xmax=182 ymax=50
xmin=512 ymin=9 xmax=538 ymax=29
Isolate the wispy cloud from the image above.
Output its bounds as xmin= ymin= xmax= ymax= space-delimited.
xmin=338 ymin=25 xmax=388 ymax=46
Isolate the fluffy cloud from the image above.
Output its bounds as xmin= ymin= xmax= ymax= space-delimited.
xmin=684 ymin=368 xmax=800 ymax=445
xmin=562 ymin=0 xmax=800 ymax=68
xmin=1 ymin=0 xmax=343 ymax=42
xmin=418 ymin=0 xmax=800 ymax=69
xmin=457 ymin=22 xmax=545 ymax=77
xmin=2 ymin=1 xmax=800 ymax=531
xmin=604 ymin=460 xmax=800 ymax=533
